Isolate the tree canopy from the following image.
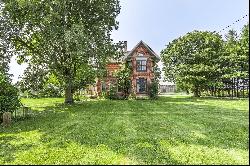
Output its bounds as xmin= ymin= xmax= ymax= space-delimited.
xmin=0 ymin=2 xmax=13 ymax=74
xmin=223 ymin=24 xmax=249 ymax=79
xmin=0 ymin=72 xmax=21 ymax=114
xmin=1 ymin=0 xmax=122 ymax=103
xmin=161 ymin=31 xmax=224 ymax=97
xmin=161 ymin=23 xmax=249 ymax=97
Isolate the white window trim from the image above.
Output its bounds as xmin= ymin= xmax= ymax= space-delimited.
xmin=136 ymin=57 xmax=148 ymax=61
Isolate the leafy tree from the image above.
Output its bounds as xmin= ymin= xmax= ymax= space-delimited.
xmin=238 ymin=23 xmax=249 ymax=78
xmin=161 ymin=31 xmax=224 ymax=97
xmin=2 ymin=0 xmax=122 ymax=104
xmin=222 ymin=29 xmax=238 ymax=77
xmin=240 ymin=23 xmax=249 ymax=57
xmin=0 ymin=72 xmax=21 ymax=114
xmin=222 ymin=24 xmax=249 ymax=79
xmin=0 ymin=2 xmax=14 ymax=74
xmin=0 ymin=2 xmax=20 ymax=116
xmin=17 ymin=64 xmax=97 ymax=98
xmin=39 ymin=73 xmax=63 ymax=97
xmin=222 ymin=30 xmax=241 ymax=78
xmin=16 ymin=64 xmax=49 ymax=97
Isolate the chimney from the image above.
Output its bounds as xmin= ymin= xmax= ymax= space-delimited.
xmin=124 ymin=41 xmax=127 ymax=52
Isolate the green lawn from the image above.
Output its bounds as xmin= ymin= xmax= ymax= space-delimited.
xmin=0 ymin=96 xmax=249 ymax=165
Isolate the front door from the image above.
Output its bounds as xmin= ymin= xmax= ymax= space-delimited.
xmin=136 ymin=78 xmax=147 ymax=93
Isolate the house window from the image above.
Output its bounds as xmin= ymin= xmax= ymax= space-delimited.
xmin=128 ymin=61 xmax=132 ymax=67
xmin=109 ymin=79 xmax=117 ymax=92
xmin=117 ymin=78 xmax=122 ymax=92
xmin=101 ymin=82 xmax=106 ymax=92
xmin=136 ymin=60 xmax=147 ymax=72
xmin=136 ymin=78 xmax=147 ymax=93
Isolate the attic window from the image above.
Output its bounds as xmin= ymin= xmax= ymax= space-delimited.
xmin=138 ymin=53 xmax=144 ymax=57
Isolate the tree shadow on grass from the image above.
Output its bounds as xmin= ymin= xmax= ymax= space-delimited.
xmin=0 ymin=135 xmax=36 ymax=164
xmin=0 ymin=96 xmax=248 ymax=164
xmin=0 ymin=135 xmax=17 ymax=163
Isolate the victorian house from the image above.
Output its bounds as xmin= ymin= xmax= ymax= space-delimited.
xmin=87 ymin=40 xmax=160 ymax=97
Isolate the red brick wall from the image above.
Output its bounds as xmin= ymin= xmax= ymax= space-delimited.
xmin=106 ymin=63 xmax=122 ymax=77
xmin=97 ymin=63 xmax=122 ymax=95
xmin=130 ymin=45 xmax=155 ymax=95
xmin=97 ymin=45 xmax=156 ymax=96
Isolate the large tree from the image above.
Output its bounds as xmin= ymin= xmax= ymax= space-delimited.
xmin=2 ymin=0 xmax=122 ymax=103
xmin=0 ymin=2 xmax=14 ymax=74
xmin=0 ymin=2 xmax=21 ymax=117
xmin=222 ymin=24 xmax=249 ymax=79
xmin=238 ymin=23 xmax=249 ymax=78
xmin=161 ymin=31 xmax=224 ymax=97
xmin=220 ymin=29 xmax=240 ymax=80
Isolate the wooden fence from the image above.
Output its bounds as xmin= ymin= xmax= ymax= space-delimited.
xmin=207 ymin=78 xmax=249 ymax=98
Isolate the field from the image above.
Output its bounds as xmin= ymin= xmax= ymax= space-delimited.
xmin=0 ymin=95 xmax=249 ymax=165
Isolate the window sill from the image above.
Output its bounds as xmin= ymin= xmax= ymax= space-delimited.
xmin=136 ymin=71 xmax=147 ymax=72
xmin=136 ymin=92 xmax=148 ymax=94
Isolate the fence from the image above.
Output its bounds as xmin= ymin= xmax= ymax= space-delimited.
xmin=159 ymin=85 xmax=176 ymax=93
xmin=12 ymin=105 xmax=32 ymax=120
xmin=207 ymin=78 xmax=249 ymax=98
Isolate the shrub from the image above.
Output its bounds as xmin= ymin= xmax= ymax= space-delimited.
xmin=99 ymin=92 xmax=107 ymax=99
xmin=148 ymin=80 xmax=159 ymax=99
xmin=73 ymin=92 xmax=81 ymax=101
xmin=115 ymin=64 xmax=131 ymax=99
xmin=107 ymin=84 xmax=118 ymax=100
xmin=0 ymin=73 xmax=21 ymax=114
xmin=89 ymin=95 xmax=98 ymax=99
xmin=128 ymin=92 xmax=136 ymax=100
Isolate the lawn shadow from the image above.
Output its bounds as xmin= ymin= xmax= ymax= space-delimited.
xmin=0 ymin=135 xmax=36 ymax=164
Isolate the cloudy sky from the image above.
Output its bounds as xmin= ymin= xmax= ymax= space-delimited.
xmin=9 ymin=0 xmax=249 ymax=83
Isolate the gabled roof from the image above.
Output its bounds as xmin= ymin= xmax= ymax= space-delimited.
xmin=123 ymin=40 xmax=160 ymax=61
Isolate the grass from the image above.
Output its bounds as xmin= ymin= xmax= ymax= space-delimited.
xmin=0 ymin=95 xmax=249 ymax=165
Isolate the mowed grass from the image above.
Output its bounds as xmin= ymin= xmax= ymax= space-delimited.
xmin=0 ymin=96 xmax=249 ymax=165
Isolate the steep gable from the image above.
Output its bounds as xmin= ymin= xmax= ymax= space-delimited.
xmin=123 ymin=40 xmax=160 ymax=61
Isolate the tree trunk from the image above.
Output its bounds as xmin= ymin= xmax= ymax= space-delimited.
xmin=2 ymin=112 xmax=11 ymax=127
xmin=65 ymin=82 xmax=74 ymax=104
xmin=193 ymin=87 xmax=200 ymax=97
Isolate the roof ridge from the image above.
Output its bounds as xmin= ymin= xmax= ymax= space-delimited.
xmin=126 ymin=40 xmax=160 ymax=60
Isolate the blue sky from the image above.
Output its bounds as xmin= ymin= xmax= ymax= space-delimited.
xmin=9 ymin=0 xmax=249 ymax=83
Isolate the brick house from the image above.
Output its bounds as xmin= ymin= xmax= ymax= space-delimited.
xmin=93 ymin=40 xmax=160 ymax=97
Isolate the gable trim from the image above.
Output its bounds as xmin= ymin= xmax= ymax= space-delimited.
xmin=123 ymin=40 xmax=160 ymax=61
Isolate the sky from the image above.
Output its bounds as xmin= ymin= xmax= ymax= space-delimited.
xmin=8 ymin=0 xmax=249 ymax=83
